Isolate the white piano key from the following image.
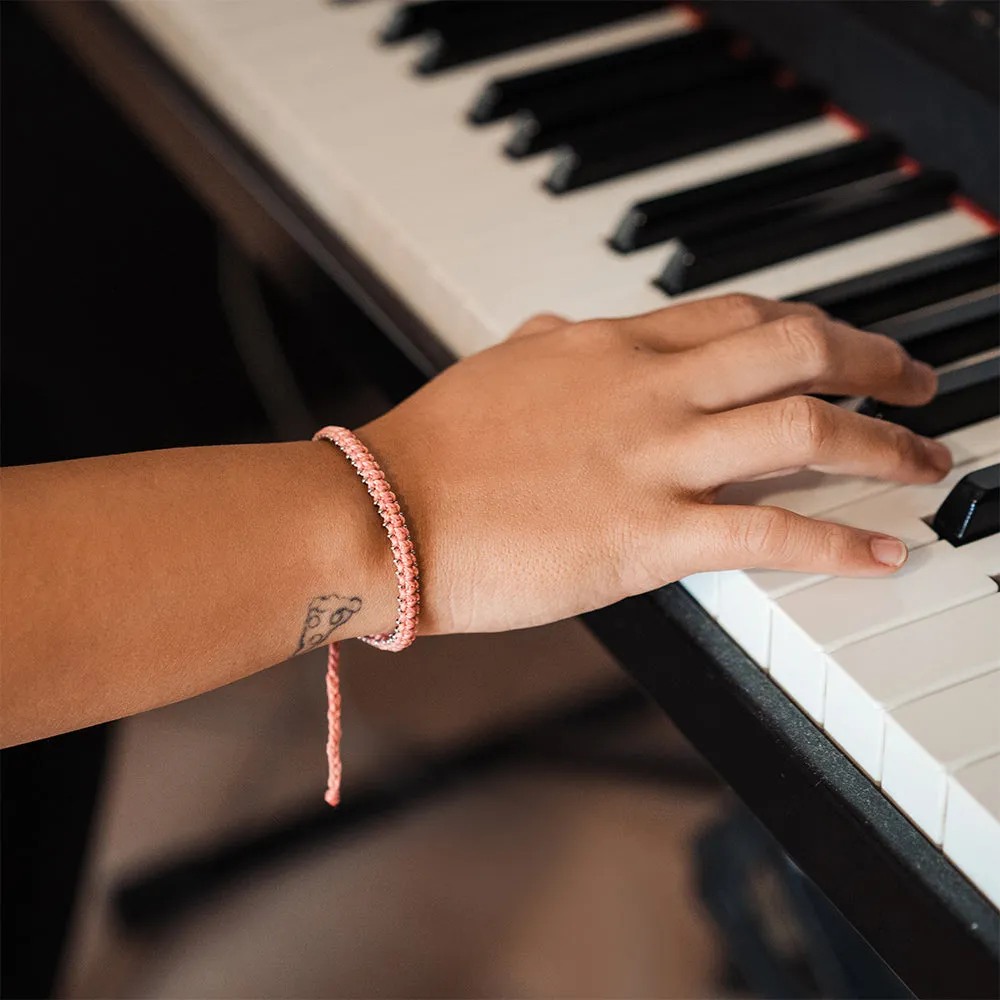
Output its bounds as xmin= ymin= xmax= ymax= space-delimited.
xmin=104 ymin=5 xmax=905 ymax=353
xmin=361 ymin=121 xmax=859 ymax=341
xmin=718 ymin=466 xmax=907 ymax=519
xmin=768 ymin=533 xmax=1000 ymax=719
xmin=716 ymin=567 xmax=821 ymax=668
xmin=680 ymin=572 xmax=720 ymax=617
xmin=881 ymin=669 xmax=1000 ymax=844
xmin=496 ymin=147 xmax=983 ymax=334
xmin=941 ymin=417 xmax=1000 ymax=466
xmin=118 ymin=0 xmax=697 ymax=353
xmin=116 ymin=1 xmax=993 ymax=363
xmin=817 ymin=450 xmax=1000 ymax=552
xmin=943 ymin=753 xmax=1000 ymax=909
xmin=457 ymin=118 xmax=855 ymax=288
xmin=824 ymin=594 xmax=1000 ymax=779
xmin=718 ymin=417 xmax=1000 ymax=535
xmin=714 ymin=453 xmax=1000 ymax=667
xmin=475 ymin=122 xmax=853 ymax=255
xmin=668 ymin=210 xmax=990 ymax=306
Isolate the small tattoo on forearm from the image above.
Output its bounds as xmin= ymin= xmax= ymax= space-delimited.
xmin=296 ymin=594 xmax=362 ymax=654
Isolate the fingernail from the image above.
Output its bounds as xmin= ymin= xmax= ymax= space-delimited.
xmin=923 ymin=438 xmax=953 ymax=472
xmin=871 ymin=536 xmax=908 ymax=568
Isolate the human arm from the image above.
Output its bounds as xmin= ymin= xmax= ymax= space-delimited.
xmin=0 ymin=440 xmax=397 ymax=746
xmin=1 ymin=295 xmax=949 ymax=745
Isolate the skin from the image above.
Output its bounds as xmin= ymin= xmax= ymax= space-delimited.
xmin=0 ymin=294 xmax=950 ymax=746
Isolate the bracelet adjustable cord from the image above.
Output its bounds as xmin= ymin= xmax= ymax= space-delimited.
xmin=313 ymin=426 xmax=420 ymax=805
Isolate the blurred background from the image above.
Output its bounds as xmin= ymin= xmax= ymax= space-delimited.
xmin=1 ymin=4 xmax=729 ymax=996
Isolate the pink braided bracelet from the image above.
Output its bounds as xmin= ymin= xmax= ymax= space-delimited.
xmin=313 ymin=426 xmax=420 ymax=805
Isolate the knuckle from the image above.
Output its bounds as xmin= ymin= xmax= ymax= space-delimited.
xmin=874 ymin=333 xmax=909 ymax=380
xmin=817 ymin=523 xmax=853 ymax=565
xmin=778 ymin=395 xmax=832 ymax=456
xmin=719 ymin=292 xmax=767 ymax=328
xmin=526 ymin=311 xmax=565 ymax=329
xmin=887 ymin=423 xmax=924 ymax=468
xmin=572 ymin=318 xmax=622 ymax=352
xmin=861 ymin=416 xmax=921 ymax=474
xmin=778 ymin=314 xmax=833 ymax=378
xmin=736 ymin=506 xmax=791 ymax=559
xmin=791 ymin=300 xmax=829 ymax=323
xmin=510 ymin=312 xmax=566 ymax=340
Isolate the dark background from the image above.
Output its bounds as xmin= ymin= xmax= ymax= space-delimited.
xmin=1 ymin=6 xmax=388 ymax=994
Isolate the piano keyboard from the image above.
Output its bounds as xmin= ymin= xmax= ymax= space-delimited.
xmin=115 ymin=0 xmax=1000 ymax=909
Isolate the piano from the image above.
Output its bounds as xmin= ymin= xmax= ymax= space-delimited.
xmin=31 ymin=1 xmax=999 ymax=995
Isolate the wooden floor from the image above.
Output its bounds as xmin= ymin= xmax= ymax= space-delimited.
xmin=61 ymin=620 xmax=727 ymax=998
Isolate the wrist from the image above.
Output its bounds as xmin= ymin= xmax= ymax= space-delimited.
xmin=352 ymin=417 xmax=438 ymax=634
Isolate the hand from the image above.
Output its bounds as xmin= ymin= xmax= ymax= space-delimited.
xmin=358 ymin=294 xmax=950 ymax=635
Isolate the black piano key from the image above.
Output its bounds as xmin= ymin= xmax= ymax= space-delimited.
xmin=656 ymin=170 xmax=957 ymax=294
xmin=385 ymin=1 xmax=617 ymax=44
xmin=871 ymin=287 xmax=1000 ymax=368
xmin=610 ymin=135 xmax=902 ymax=253
xmin=406 ymin=2 xmax=668 ymax=74
xmin=931 ymin=463 xmax=999 ymax=546
xmin=899 ymin=314 xmax=999 ymax=369
xmin=856 ymin=355 xmax=1000 ymax=437
xmin=380 ymin=0 xmax=451 ymax=43
xmin=468 ymin=27 xmax=735 ymax=125
xmin=546 ymin=81 xmax=825 ymax=194
xmin=873 ymin=285 xmax=1000 ymax=339
xmin=793 ymin=236 xmax=1000 ymax=327
xmin=508 ymin=54 xmax=774 ymax=158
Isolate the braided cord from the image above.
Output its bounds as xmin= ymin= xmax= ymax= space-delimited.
xmin=313 ymin=426 xmax=420 ymax=804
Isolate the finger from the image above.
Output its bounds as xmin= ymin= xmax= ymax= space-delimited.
xmin=679 ymin=503 xmax=910 ymax=576
xmin=508 ymin=312 xmax=569 ymax=340
xmin=673 ymin=312 xmax=936 ymax=411
xmin=682 ymin=395 xmax=952 ymax=491
xmin=622 ymin=293 xmax=827 ymax=351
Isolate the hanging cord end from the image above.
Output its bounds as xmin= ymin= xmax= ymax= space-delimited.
xmin=324 ymin=642 xmax=343 ymax=807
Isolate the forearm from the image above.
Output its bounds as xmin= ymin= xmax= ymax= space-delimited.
xmin=0 ymin=440 xmax=395 ymax=746
xmin=0 ymin=296 xmax=946 ymax=749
